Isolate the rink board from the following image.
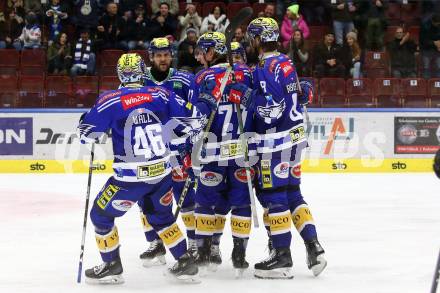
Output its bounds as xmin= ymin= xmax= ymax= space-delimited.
xmin=0 ymin=108 xmax=439 ymax=173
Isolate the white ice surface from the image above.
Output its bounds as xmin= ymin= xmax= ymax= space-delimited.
xmin=0 ymin=173 xmax=439 ymax=293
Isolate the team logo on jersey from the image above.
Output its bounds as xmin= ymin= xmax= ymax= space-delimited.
xmin=280 ymin=61 xmax=294 ymax=77
xmin=289 ymin=125 xmax=306 ymax=144
xmin=97 ymin=184 xmax=120 ymax=210
xmin=257 ymin=99 xmax=286 ymax=120
xmin=234 ymin=167 xmax=256 ymax=183
xmin=159 ymin=189 xmax=173 ymax=206
xmin=112 ymin=200 xmax=135 ymax=212
xmin=137 ymin=162 xmax=166 ymax=179
xmin=172 ymin=116 xmax=207 ymax=141
xmin=274 ymin=162 xmax=289 ymax=179
xmin=121 ymin=93 xmax=152 ymax=110
xmin=173 ymin=81 xmax=182 ymax=89
xmin=291 ymin=164 xmax=301 ymax=178
xmin=200 ymin=171 xmax=223 ymax=186
xmin=172 ymin=166 xmax=188 ymax=182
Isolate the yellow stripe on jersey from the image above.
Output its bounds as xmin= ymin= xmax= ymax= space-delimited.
xmin=158 ymin=223 xmax=184 ymax=248
xmin=231 ymin=216 xmax=251 ymax=238
xmin=269 ymin=210 xmax=291 ymax=236
xmin=95 ymin=226 xmax=119 ymax=253
xmin=181 ymin=211 xmax=195 ymax=230
xmin=292 ymin=204 xmax=315 ymax=233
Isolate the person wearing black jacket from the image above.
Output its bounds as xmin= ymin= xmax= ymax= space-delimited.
xmin=149 ymin=2 xmax=178 ymax=40
xmin=313 ymin=32 xmax=345 ymax=78
xmin=177 ymin=27 xmax=199 ymax=73
xmin=420 ymin=14 xmax=440 ymax=78
xmin=96 ymin=2 xmax=127 ymax=50
xmin=133 ymin=4 xmax=151 ymax=50
xmin=387 ymin=26 xmax=418 ymax=78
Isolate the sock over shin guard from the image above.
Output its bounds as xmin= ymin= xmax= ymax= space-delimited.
xmin=95 ymin=225 xmax=120 ymax=262
xmin=157 ymin=223 xmax=187 ymax=260
xmin=140 ymin=212 xmax=160 ymax=242
xmin=268 ymin=206 xmax=292 ymax=249
xmin=181 ymin=210 xmax=196 ymax=240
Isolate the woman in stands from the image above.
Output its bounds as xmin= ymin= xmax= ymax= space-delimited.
xmin=200 ymin=5 xmax=229 ymax=34
xmin=47 ymin=32 xmax=72 ymax=75
xmin=343 ymin=31 xmax=362 ymax=78
xmin=288 ymin=29 xmax=311 ymax=77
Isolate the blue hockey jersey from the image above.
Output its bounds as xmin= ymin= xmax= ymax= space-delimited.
xmin=251 ymin=52 xmax=306 ymax=154
xmin=78 ymin=85 xmax=203 ymax=182
xmin=143 ymin=68 xmax=196 ymax=102
xmin=193 ymin=62 xmax=255 ymax=163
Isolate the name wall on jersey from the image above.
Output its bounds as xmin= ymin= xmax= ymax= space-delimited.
xmin=0 ymin=110 xmax=439 ymax=173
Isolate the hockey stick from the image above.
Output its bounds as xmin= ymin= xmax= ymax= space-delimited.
xmin=225 ymin=11 xmax=259 ymax=228
xmin=76 ymin=142 xmax=95 ymax=283
xmin=431 ymin=249 xmax=440 ymax=293
xmin=174 ymin=7 xmax=254 ymax=219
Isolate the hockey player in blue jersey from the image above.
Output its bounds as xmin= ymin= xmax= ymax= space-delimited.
xmin=227 ymin=17 xmax=327 ymax=279
xmin=138 ymin=37 xmax=198 ymax=267
xmin=183 ymin=32 xmax=255 ymax=274
xmin=78 ymin=53 xmax=218 ymax=284
xmin=207 ymin=41 xmax=251 ymax=270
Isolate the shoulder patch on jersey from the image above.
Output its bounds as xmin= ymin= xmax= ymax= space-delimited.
xmin=97 ymin=90 xmax=122 ymax=104
xmin=121 ymin=93 xmax=152 ymax=110
xmin=280 ymin=61 xmax=294 ymax=77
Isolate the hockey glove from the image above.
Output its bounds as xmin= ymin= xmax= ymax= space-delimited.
xmin=177 ymin=141 xmax=195 ymax=181
xmin=198 ymin=79 xmax=222 ymax=112
xmin=225 ymin=82 xmax=254 ymax=108
xmin=434 ymin=148 xmax=440 ymax=179
xmin=298 ymin=79 xmax=314 ymax=105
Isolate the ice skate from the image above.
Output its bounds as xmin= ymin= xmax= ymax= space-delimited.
xmin=254 ymin=247 xmax=293 ymax=279
xmin=305 ymin=239 xmax=327 ymax=276
xmin=85 ymin=257 xmax=124 ymax=284
xmin=209 ymin=244 xmax=222 ymax=272
xmin=140 ymin=239 xmax=166 ymax=267
xmin=165 ymin=252 xmax=200 ymax=284
xmin=232 ymin=238 xmax=249 ymax=278
xmin=195 ymin=238 xmax=212 ymax=275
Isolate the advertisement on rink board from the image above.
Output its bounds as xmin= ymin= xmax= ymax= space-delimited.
xmin=0 ymin=110 xmax=439 ymax=173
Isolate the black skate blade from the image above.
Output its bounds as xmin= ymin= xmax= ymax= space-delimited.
xmin=85 ymin=274 xmax=124 ymax=285
xmin=142 ymin=255 xmax=166 ymax=268
xmin=254 ymin=268 xmax=294 ymax=280
xmin=311 ymin=255 xmax=327 ymax=277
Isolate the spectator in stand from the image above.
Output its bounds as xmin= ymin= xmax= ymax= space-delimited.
xmin=0 ymin=11 xmax=7 ymax=48
xmin=119 ymin=0 xmax=144 ymax=14
xmin=299 ymin=0 xmax=328 ymax=25
xmin=47 ymin=32 xmax=72 ymax=75
xmin=119 ymin=9 xmax=137 ymax=50
xmin=357 ymin=0 xmax=388 ymax=50
xmin=200 ymin=5 xmax=229 ymax=34
xmin=5 ymin=0 xmax=25 ymax=50
xmin=70 ymin=28 xmax=96 ymax=77
xmin=177 ymin=27 xmax=199 ymax=73
xmin=342 ymin=31 xmax=362 ymax=78
xmin=234 ymin=26 xmax=257 ymax=65
xmin=72 ymin=0 xmax=100 ymax=32
xmin=44 ymin=0 xmax=68 ymax=44
xmin=178 ymin=3 xmax=201 ymax=41
xmin=281 ymin=4 xmax=310 ymax=49
xmin=387 ymin=26 xmax=418 ymax=78
xmin=149 ymin=2 xmax=178 ymax=40
xmin=133 ymin=4 xmax=151 ymax=49
xmin=258 ymin=3 xmax=278 ymax=22
xmin=313 ymin=31 xmax=345 ymax=77
xmin=151 ymin=0 xmax=179 ymax=16
xmin=24 ymin=0 xmax=42 ymax=19
xmin=288 ymin=29 xmax=310 ymax=77
xmin=15 ymin=12 xmax=41 ymax=49
xmin=420 ymin=13 xmax=440 ymax=78
xmin=96 ymin=2 xmax=127 ymax=50
xmin=331 ymin=0 xmax=358 ymax=46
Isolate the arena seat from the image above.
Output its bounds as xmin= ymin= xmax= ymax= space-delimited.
xmin=17 ymin=75 xmax=45 ymax=108
xmin=20 ymin=49 xmax=46 ymax=76
xmin=99 ymin=76 xmax=120 ymax=94
xmin=0 ymin=75 xmax=18 ymax=108
xmin=408 ymin=25 xmax=420 ymax=44
xmin=227 ymin=2 xmax=251 ymax=19
xmin=401 ymin=78 xmax=428 ymax=107
xmin=73 ymin=76 xmax=99 ymax=108
xmin=385 ymin=2 xmax=401 ymax=25
xmin=364 ymin=51 xmax=390 ymax=78
xmin=201 ymin=2 xmax=227 ymax=17
xmin=400 ymin=1 xmax=421 ymax=26
xmin=319 ymin=78 xmax=346 ymax=107
xmin=374 ymin=78 xmax=401 ymax=107
xmin=98 ymin=50 xmax=124 ymax=76
xmin=428 ymin=78 xmax=440 ymax=108
xmin=45 ymin=76 xmax=73 ymax=108
xmin=0 ymin=49 xmax=20 ymax=75
xmin=346 ymin=78 xmax=375 ymax=107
